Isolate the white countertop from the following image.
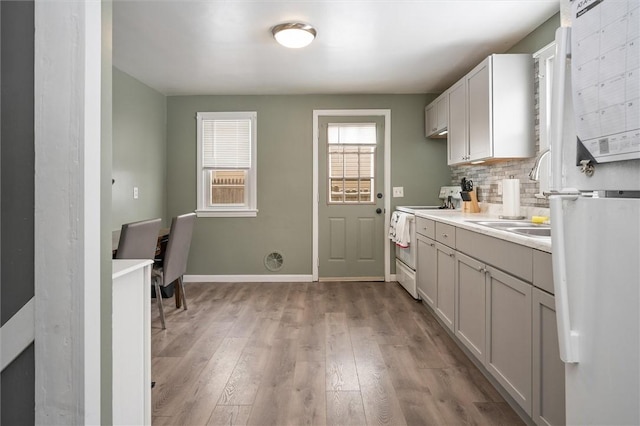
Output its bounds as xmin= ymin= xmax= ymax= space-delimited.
xmin=414 ymin=209 xmax=552 ymax=253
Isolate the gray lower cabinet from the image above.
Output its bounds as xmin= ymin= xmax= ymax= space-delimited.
xmin=435 ymin=242 xmax=455 ymax=331
xmin=532 ymin=288 xmax=566 ymax=426
xmin=486 ymin=265 xmax=532 ymax=416
xmin=455 ymin=252 xmax=487 ymax=362
xmin=416 ymin=219 xmax=563 ymax=424
xmin=416 ymin=234 xmax=437 ymax=307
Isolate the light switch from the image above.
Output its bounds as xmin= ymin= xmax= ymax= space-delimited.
xmin=393 ymin=187 xmax=404 ymax=197
xmin=133 ymin=186 xmax=139 ymax=199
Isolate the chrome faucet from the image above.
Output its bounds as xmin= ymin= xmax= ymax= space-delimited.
xmin=529 ymin=148 xmax=550 ymax=181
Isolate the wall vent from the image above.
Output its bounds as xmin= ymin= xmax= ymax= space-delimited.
xmin=264 ymin=252 xmax=284 ymax=272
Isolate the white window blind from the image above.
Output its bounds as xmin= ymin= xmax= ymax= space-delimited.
xmin=202 ymin=119 xmax=252 ymax=168
xmin=328 ymin=123 xmax=376 ymax=145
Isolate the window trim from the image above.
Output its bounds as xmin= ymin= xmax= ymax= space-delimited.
xmin=196 ymin=111 xmax=258 ymax=217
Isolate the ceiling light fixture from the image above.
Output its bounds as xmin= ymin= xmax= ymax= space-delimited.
xmin=272 ymin=22 xmax=317 ymax=48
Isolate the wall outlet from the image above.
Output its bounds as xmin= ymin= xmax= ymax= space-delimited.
xmin=392 ymin=187 xmax=404 ymax=197
xmin=133 ymin=186 xmax=139 ymax=199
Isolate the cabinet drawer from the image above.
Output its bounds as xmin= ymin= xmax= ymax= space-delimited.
xmin=435 ymin=222 xmax=456 ymax=248
xmin=456 ymin=228 xmax=532 ymax=282
xmin=533 ymin=250 xmax=554 ymax=295
xmin=416 ymin=217 xmax=435 ymax=239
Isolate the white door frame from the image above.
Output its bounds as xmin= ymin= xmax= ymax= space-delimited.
xmin=312 ymin=109 xmax=391 ymax=282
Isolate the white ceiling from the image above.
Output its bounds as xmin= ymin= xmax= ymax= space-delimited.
xmin=113 ymin=0 xmax=559 ymax=96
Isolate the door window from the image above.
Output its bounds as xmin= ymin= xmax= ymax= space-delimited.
xmin=327 ymin=123 xmax=376 ymax=204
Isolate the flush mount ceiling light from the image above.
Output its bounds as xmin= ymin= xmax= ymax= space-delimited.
xmin=272 ymin=22 xmax=317 ymax=48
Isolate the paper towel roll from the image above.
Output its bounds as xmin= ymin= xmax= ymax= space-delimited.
xmin=502 ymin=179 xmax=521 ymax=218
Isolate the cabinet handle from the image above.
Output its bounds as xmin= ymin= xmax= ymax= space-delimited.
xmin=478 ymin=266 xmax=486 ymax=273
xmin=429 ymin=243 xmax=435 ymax=247
xmin=449 ymin=252 xmax=454 ymax=258
xmin=442 ymin=233 xmax=448 ymax=238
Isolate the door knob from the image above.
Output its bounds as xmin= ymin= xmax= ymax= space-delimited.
xmin=377 ymin=193 xmax=383 ymax=199
xmin=375 ymin=208 xmax=382 ymax=214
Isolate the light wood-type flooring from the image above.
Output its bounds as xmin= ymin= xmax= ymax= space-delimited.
xmin=151 ymin=281 xmax=524 ymax=426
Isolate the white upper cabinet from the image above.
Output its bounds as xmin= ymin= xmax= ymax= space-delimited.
xmin=447 ymin=54 xmax=535 ymax=165
xmin=425 ymin=90 xmax=449 ymax=138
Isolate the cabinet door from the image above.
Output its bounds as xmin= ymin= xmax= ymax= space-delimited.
xmin=447 ymin=78 xmax=467 ymax=165
xmin=533 ymin=289 xmax=566 ymax=426
xmin=435 ymin=242 xmax=455 ymax=331
xmin=425 ymin=103 xmax=437 ymax=137
xmin=436 ymin=93 xmax=448 ymax=133
xmin=467 ymin=57 xmax=492 ymax=161
xmin=486 ymin=266 xmax=532 ymax=415
xmin=416 ymin=235 xmax=437 ymax=307
xmin=455 ymin=252 xmax=487 ymax=363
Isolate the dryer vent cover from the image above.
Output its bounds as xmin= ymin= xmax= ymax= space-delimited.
xmin=264 ymin=251 xmax=284 ymax=272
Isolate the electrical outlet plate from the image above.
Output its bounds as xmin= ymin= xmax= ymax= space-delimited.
xmin=439 ymin=186 xmax=461 ymax=199
xmin=392 ymin=187 xmax=404 ymax=197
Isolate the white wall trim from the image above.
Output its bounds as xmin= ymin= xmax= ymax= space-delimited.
xmin=0 ymin=297 xmax=35 ymax=372
xmin=34 ymin=1 xmax=102 ymax=423
xmin=184 ymin=274 xmax=313 ymax=283
xmin=312 ymin=109 xmax=391 ymax=282
xmin=84 ymin=2 xmax=102 ymax=423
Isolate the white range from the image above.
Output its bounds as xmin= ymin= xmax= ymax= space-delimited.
xmin=393 ymin=187 xmax=461 ymax=298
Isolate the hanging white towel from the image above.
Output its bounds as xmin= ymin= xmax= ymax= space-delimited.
xmin=389 ymin=211 xmax=401 ymax=242
xmin=394 ymin=213 xmax=411 ymax=248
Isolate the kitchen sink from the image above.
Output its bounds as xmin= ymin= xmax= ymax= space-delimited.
xmin=467 ymin=220 xmax=551 ymax=239
xmin=470 ymin=220 xmax=536 ymax=228
xmin=508 ymin=227 xmax=551 ymax=237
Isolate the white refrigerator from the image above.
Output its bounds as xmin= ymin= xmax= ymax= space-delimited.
xmin=548 ymin=1 xmax=640 ymax=425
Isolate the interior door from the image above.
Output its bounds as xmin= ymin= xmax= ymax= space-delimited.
xmin=318 ymin=116 xmax=385 ymax=280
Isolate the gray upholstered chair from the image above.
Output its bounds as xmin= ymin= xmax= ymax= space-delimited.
xmin=115 ymin=218 xmax=162 ymax=259
xmin=152 ymin=212 xmax=196 ymax=329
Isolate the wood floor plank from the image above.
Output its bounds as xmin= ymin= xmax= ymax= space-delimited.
xmin=350 ymin=327 xmax=407 ymax=426
xmin=420 ymin=366 xmax=506 ymax=425
xmin=246 ymin=338 xmax=298 ymax=425
xmin=173 ymin=337 xmax=249 ymax=426
xmin=378 ymin=343 xmax=446 ymax=425
xmin=472 ymin=401 xmax=526 ymax=425
xmin=152 ymin=322 xmax=230 ymax=416
xmin=286 ymin=360 xmax=327 ymax=426
xmin=151 ymin=415 xmax=175 ymax=426
xmin=325 ymin=312 xmax=360 ymax=392
xmin=206 ymin=405 xmax=252 ymax=426
xmin=217 ymin=318 xmax=280 ymax=405
xmin=326 ymin=390 xmax=367 ymax=426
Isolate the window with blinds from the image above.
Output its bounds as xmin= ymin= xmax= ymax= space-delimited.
xmin=196 ymin=112 xmax=257 ymax=217
xmin=327 ymin=123 xmax=376 ymax=204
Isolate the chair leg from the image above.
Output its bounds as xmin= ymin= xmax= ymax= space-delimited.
xmin=154 ymin=278 xmax=166 ymax=330
xmin=178 ymin=276 xmax=187 ymax=311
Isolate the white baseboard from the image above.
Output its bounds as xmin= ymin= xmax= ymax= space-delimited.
xmin=389 ymin=274 xmax=397 ymax=282
xmin=184 ymin=274 xmax=314 ymax=283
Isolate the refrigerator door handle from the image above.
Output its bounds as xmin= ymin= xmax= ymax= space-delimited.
xmin=550 ymin=194 xmax=580 ymax=363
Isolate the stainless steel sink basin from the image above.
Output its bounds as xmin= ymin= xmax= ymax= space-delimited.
xmin=471 ymin=220 xmax=535 ymax=228
xmin=467 ymin=220 xmax=551 ymax=239
xmin=508 ymin=227 xmax=551 ymax=237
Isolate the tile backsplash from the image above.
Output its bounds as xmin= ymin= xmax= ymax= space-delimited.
xmin=449 ymin=57 xmax=549 ymax=209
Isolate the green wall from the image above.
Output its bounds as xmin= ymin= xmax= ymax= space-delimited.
xmin=508 ymin=12 xmax=560 ymax=54
xmin=166 ymin=94 xmax=450 ymax=276
xmin=112 ymin=68 xmax=167 ymax=229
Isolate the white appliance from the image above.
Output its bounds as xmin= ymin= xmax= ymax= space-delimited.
xmin=394 ymin=186 xmax=461 ymax=299
xmin=548 ymin=2 xmax=640 ymax=424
